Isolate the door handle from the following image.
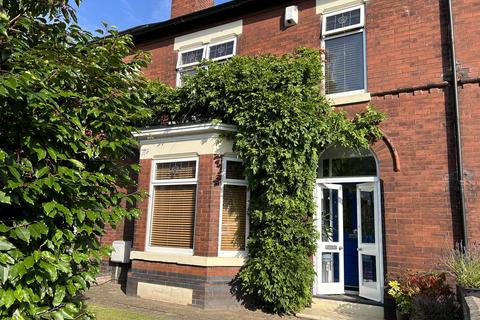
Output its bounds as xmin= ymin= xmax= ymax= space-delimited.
xmin=339 ymin=246 xmax=343 ymax=250
xmin=357 ymin=248 xmax=362 ymax=252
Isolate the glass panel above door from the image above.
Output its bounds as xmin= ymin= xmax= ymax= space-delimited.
xmin=318 ymin=146 xmax=377 ymax=178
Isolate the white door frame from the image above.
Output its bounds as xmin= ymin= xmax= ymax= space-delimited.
xmin=315 ymin=176 xmax=384 ymax=303
xmin=314 ymin=183 xmax=344 ymax=295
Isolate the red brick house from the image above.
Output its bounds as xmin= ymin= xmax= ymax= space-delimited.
xmin=101 ymin=0 xmax=480 ymax=312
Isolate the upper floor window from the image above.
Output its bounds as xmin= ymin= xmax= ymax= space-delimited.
xmin=176 ymin=38 xmax=237 ymax=87
xmin=322 ymin=5 xmax=366 ymax=96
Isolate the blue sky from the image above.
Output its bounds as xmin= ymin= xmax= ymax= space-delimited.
xmin=76 ymin=0 xmax=231 ymax=33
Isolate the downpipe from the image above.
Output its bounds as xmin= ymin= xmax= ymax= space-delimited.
xmin=446 ymin=0 xmax=468 ymax=248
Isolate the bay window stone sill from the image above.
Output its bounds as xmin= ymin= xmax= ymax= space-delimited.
xmin=130 ymin=251 xmax=245 ymax=267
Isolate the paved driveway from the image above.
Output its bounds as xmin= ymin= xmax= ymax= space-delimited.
xmin=85 ymin=282 xmax=384 ymax=320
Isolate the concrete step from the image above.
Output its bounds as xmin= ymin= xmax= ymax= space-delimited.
xmin=297 ymin=297 xmax=384 ymax=320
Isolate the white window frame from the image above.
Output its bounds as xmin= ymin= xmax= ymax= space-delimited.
xmin=176 ymin=38 xmax=237 ymax=87
xmin=176 ymin=45 xmax=206 ymax=87
xmin=218 ymin=156 xmax=249 ymax=258
xmin=176 ymin=45 xmax=207 ymax=69
xmin=145 ymin=157 xmax=199 ymax=255
xmin=206 ymin=38 xmax=238 ymax=62
xmin=322 ymin=5 xmax=365 ymax=36
xmin=322 ymin=5 xmax=367 ymax=98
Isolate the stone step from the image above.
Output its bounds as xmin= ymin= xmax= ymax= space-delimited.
xmin=297 ymin=297 xmax=384 ymax=320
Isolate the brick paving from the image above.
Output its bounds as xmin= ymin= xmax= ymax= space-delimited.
xmin=84 ymin=282 xmax=296 ymax=320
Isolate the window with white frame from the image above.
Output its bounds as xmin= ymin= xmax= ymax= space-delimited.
xmin=219 ymin=158 xmax=248 ymax=256
xmin=322 ymin=5 xmax=366 ymax=95
xmin=147 ymin=159 xmax=198 ymax=254
xmin=176 ymin=38 xmax=237 ymax=86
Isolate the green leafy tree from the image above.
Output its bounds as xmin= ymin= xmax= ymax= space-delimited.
xmin=150 ymin=49 xmax=385 ymax=313
xmin=0 ymin=1 xmax=150 ymax=318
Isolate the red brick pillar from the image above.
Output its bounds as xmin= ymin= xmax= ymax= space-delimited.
xmin=194 ymin=154 xmax=222 ymax=256
xmin=132 ymin=159 xmax=152 ymax=252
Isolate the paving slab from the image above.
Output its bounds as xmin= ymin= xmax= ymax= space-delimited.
xmin=297 ymin=297 xmax=384 ymax=320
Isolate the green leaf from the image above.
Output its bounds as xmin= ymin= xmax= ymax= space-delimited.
xmin=23 ymin=256 xmax=34 ymax=269
xmin=0 ymin=191 xmax=11 ymax=204
xmin=35 ymin=166 xmax=49 ymax=178
xmin=29 ymin=222 xmax=48 ymax=239
xmin=22 ymin=193 xmax=34 ymax=205
xmin=0 ymin=238 xmax=15 ymax=251
xmin=34 ymin=148 xmax=47 ymax=160
xmin=7 ymin=166 xmax=21 ymax=180
xmin=3 ymin=289 xmax=15 ymax=309
xmin=47 ymin=148 xmax=57 ymax=162
xmin=0 ymin=265 xmax=9 ymax=284
xmin=43 ymin=202 xmax=56 ymax=215
xmin=52 ymin=286 xmax=65 ymax=307
xmin=13 ymin=227 xmax=30 ymax=243
xmin=12 ymin=309 xmax=26 ymax=320
xmin=51 ymin=311 xmax=64 ymax=320
xmin=39 ymin=261 xmax=57 ymax=281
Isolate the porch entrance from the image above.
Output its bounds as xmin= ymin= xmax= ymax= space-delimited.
xmin=313 ymin=147 xmax=384 ymax=303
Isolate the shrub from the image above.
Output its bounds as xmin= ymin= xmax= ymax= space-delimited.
xmin=388 ymin=272 xmax=454 ymax=315
xmin=442 ymin=243 xmax=480 ymax=288
xmin=0 ymin=1 xmax=151 ymax=318
xmin=410 ymin=295 xmax=461 ymax=320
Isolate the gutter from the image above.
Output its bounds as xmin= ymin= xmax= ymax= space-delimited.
xmin=446 ymin=0 xmax=468 ymax=247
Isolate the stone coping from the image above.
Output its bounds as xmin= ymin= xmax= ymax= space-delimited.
xmin=466 ymin=296 xmax=480 ymax=320
xmin=130 ymin=251 xmax=245 ymax=267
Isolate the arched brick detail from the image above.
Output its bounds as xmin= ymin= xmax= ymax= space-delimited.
xmin=371 ymin=134 xmax=401 ymax=174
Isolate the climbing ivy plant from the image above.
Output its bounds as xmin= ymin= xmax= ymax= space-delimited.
xmin=148 ymin=49 xmax=386 ymax=313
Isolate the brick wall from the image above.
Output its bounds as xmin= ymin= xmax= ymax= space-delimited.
xmin=452 ymin=0 xmax=480 ymax=246
xmin=127 ymin=260 xmax=241 ymax=308
xmin=133 ymin=159 xmax=152 ymax=251
xmin=194 ymin=154 xmax=222 ymax=256
xmin=171 ymin=0 xmax=215 ymax=19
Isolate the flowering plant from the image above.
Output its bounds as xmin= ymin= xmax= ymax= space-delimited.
xmin=388 ymin=272 xmax=454 ymax=315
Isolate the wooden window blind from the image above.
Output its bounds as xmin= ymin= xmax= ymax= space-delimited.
xmin=226 ymin=161 xmax=245 ymax=180
xmin=221 ymin=185 xmax=247 ymax=251
xmin=156 ymin=161 xmax=196 ymax=180
xmin=150 ymin=185 xmax=196 ymax=249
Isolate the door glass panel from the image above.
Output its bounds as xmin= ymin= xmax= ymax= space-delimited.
xmin=360 ymin=190 xmax=375 ymax=243
xmin=322 ymin=253 xmax=340 ymax=283
xmin=362 ymin=254 xmax=377 ymax=284
xmin=322 ymin=189 xmax=339 ymax=242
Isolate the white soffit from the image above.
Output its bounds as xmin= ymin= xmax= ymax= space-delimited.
xmin=316 ymin=0 xmax=367 ymax=14
xmin=133 ymin=123 xmax=237 ymax=159
xmin=173 ymin=20 xmax=243 ymax=51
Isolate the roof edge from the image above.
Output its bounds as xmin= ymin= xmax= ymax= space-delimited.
xmin=122 ymin=0 xmax=293 ymax=42
xmin=132 ymin=123 xmax=238 ymax=140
